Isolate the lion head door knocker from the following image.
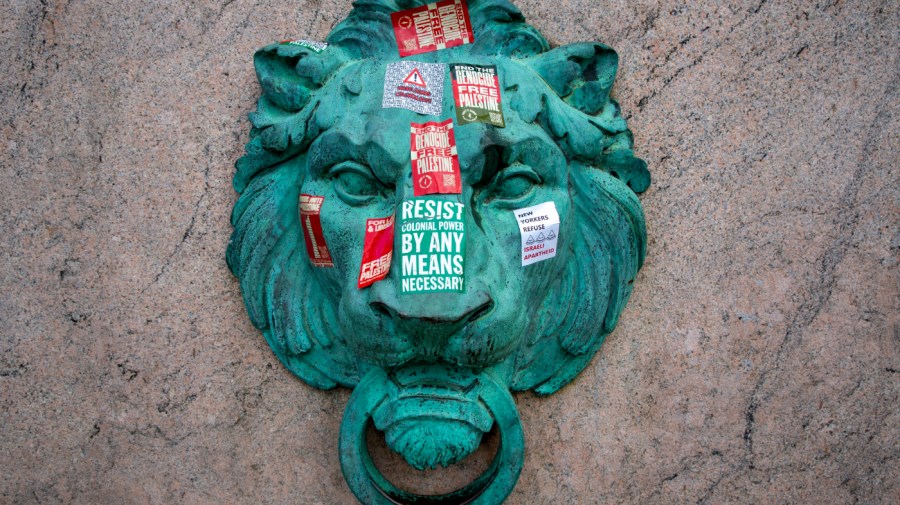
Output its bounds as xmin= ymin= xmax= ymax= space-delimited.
xmin=227 ymin=0 xmax=649 ymax=502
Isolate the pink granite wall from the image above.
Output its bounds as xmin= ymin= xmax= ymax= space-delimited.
xmin=1 ymin=0 xmax=897 ymax=503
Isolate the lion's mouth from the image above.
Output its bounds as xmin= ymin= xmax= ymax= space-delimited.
xmin=370 ymin=364 xmax=494 ymax=469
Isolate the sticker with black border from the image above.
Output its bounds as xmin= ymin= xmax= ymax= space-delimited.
xmin=451 ymin=63 xmax=504 ymax=127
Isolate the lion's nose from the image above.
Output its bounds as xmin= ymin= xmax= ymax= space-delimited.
xmin=369 ymin=296 xmax=494 ymax=338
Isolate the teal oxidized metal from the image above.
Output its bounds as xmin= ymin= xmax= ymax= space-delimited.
xmin=227 ymin=1 xmax=649 ymax=503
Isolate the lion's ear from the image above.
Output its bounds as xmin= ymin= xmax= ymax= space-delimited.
xmin=527 ymin=43 xmax=618 ymax=115
xmin=252 ymin=43 xmax=344 ymax=113
xmin=234 ymin=44 xmax=344 ymax=192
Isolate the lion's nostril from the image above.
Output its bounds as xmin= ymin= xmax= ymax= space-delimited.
xmin=370 ymin=301 xmax=393 ymax=318
xmin=466 ymin=300 xmax=495 ymax=324
xmin=368 ymin=295 xmax=494 ymax=328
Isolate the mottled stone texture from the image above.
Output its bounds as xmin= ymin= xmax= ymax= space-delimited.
xmin=0 ymin=0 xmax=896 ymax=503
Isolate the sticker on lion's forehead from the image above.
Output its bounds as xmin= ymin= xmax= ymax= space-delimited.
xmin=400 ymin=199 xmax=466 ymax=294
xmin=299 ymin=194 xmax=334 ymax=268
xmin=358 ymin=215 xmax=395 ymax=289
xmin=451 ymin=64 xmax=505 ymax=128
xmin=410 ymin=119 xmax=461 ymax=196
xmin=382 ymin=61 xmax=446 ymax=116
xmin=514 ymin=202 xmax=560 ymax=266
xmin=390 ymin=0 xmax=474 ymax=57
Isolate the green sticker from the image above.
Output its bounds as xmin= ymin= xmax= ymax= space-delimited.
xmin=400 ymin=198 xmax=466 ymax=293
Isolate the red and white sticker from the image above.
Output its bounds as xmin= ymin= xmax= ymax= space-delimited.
xmin=358 ymin=215 xmax=395 ymax=288
xmin=390 ymin=0 xmax=474 ymax=57
xmin=410 ymin=119 xmax=461 ymax=196
xmin=404 ymin=69 xmax=427 ymax=87
xmin=299 ymin=194 xmax=334 ymax=267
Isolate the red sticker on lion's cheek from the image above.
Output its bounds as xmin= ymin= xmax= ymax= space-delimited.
xmin=390 ymin=0 xmax=474 ymax=57
xmin=410 ymin=119 xmax=461 ymax=196
xmin=358 ymin=215 xmax=395 ymax=288
xmin=299 ymin=194 xmax=334 ymax=267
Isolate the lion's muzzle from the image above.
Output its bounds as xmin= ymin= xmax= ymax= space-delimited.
xmin=344 ymin=281 xmax=516 ymax=368
xmin=369 ymin=294 xmax=494 ymax=339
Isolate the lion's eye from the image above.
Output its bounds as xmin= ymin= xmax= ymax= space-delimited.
xmin=489 ymin=165 xmax=542 ymax=204
xmin=330 ymin=162 xmax=381 ymax=205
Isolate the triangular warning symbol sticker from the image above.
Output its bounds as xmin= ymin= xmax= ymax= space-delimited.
xmin=403 ymin=68 xmax=428 ymax=88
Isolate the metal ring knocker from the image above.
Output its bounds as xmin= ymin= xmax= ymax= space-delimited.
xmin=339 ymin=369 xmax=524 ymax=504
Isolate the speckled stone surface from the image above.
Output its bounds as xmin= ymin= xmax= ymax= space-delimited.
xmin=1 ymin=1 xmax=897 ymax=503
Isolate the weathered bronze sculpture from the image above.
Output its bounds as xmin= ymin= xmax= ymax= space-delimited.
xmin=228 ymin=0 xmax=649 ymax=502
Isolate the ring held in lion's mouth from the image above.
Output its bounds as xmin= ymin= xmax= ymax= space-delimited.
xmin=340 ymin=368 xmax=523 ymax=504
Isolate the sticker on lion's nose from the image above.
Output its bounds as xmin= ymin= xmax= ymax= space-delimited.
xmin=278 ymin=39 xmax=328 ymax=53
xmin=399 ymin=199 xmax=466 ymax=293
xmin=514 ymin=202 xmax=559 ymax=266
xmin=299 ymin=194 xmax=334 ymax=267
xmin=451 ymin=64 xmax=505 ymax=128
xmin=358 ymin=215 xmax=395 ymax=289
xmin=382 ymin=61 xmax=446 ymax=116
xmin=390 ymin=0 xmax=473 ymax=58
xmin=410 ymin=119 xmax=461 ymax=196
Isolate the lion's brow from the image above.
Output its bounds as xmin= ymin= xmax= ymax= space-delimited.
xmin=307 ymin=130 xmax=406 ymax=184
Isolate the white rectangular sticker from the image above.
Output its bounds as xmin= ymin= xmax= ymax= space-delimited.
xmin=513 ymin=202 xmax=559 ymax=266
xmin=383 ymin=61 xmax=446 ymax=116
xmin=279 ymin=39 xmax=328 ymax=53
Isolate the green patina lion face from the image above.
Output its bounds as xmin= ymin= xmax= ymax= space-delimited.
xmin=228 ymin=1 xmax=648 ymax=503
